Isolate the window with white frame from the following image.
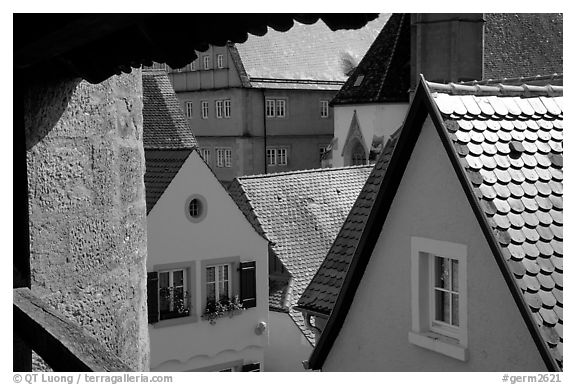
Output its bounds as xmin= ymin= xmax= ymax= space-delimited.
xmin=266 ymin=148 xmax=277 ymax=166
xmin=267 ymin=147 xmax=288 ymax=166
xmin=191 ymin=60 xmax=197 ymax=71
xmin=203 ymin=55 xmax=210 ymax=70
xmin=266 ymin=98 xmax=287 ymax=118
xmin=224 ymin=99 xmax=231 ymax=118
xmin=200 ymin=148 xmax=211 ymax=163
xmin=158 ymin=269 xmax=190 ymax=320
xmin=277 ymin=148 xmax=287 ymax=165
xmin=266 ymin=99 xmax=275 ymax=117
xmin=201 ymin=101 xmax=209 ymax=119
xmin=216 ymin=148 xmax=232 ymax=168
xmin=217 ymin=54 xmax=224 ymax=68
xmin=206 ymin=264 xmax=231 ymax=303
xmin=320 ymin=100 xmax=329 ymax=118
xmin=276 ymin=99 xmax=286 ymax=117
xmin=409 ymin=237 xmax=468 ymax=361
xmin=185 ymin=101 xmax=193 ymax=118
xmin=215 ymin=100 xmax=223 ymax=119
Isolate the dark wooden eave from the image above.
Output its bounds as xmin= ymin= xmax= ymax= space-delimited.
xmin=15 ymin=13 xmax=379 ymax=84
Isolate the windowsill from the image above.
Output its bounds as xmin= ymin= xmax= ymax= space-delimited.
xmin=153 ymin=314 xmax=198 ymax=329
xmin=408 ymin=331 xmax=468 ymax=361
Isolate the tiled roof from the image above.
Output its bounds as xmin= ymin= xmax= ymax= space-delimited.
xmin=297 ymin=133 xmax=399 ymax=315
xmin=235 ymin=14 xmax=389 ymax=86
xmin=269 ymin=276 xmax=291 ymax=313
xmin=143 ymin=69 xmax=199 ymax=214
xmin=142 ymin=69 xmax=198 ymax=150
xmin=332 ymin=13 xmax=563 ymax=105
xmin=429 ymin=81 xmax=563 ymax=369
xmin=304 ymin=78 xmax=562 ymax=371
xmin=484 ymin=13 xmax=563 ymax=81
xmin=331 ymin=13 xmax=410 ymax=105
xmin=144 ymin=150 xmax=192 ymax=214
xmin=228 ymin=165 xmax=373 ymax=343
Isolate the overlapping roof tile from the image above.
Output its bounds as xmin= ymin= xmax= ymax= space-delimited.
xmin=143 ymin=69 xmax=198 ymax=150
xmin=333 ymin=13 xmax=563 ymax=105
xmin=235 ymin=14 xmax=389 ymax=87
xmin=428 ymin=81 xmax=563 ymax=368
xmin=228 ymin=166 xmax=373 ymax=343
xmin=143 ymin=70 xmax=199 ymax=214
xmin=297 ymin=133 xmax=399 ymax=315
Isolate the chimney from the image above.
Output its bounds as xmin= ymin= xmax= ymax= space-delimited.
xmin=411 ymin=13 xmax=485 ymax=90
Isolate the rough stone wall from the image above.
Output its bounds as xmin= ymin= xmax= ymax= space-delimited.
xmin=25 ymin=70 xmax=150 ymax=371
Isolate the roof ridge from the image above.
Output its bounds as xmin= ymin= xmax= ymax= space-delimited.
xmin=236 ymin=164 xmax=374 ymax=180
xmin=375 ymin=13 xmax=406 ymax=101
xmin=460 ymin=73 xmax=563 ymax=86
xmin=426 ymin=81 xmax=563 ymax=97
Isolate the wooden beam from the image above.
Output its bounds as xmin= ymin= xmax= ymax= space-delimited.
xmin=13 ymin=288 xmax=133 ymax=372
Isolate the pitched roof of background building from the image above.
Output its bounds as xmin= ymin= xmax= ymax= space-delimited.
xmin=142 ymin=69 xmax=199 ymax=214
xmin=484 ymin=13 xmax=563 ymax=81
xmin=234 ymin=14 xmax=389 ymax=89
xmin=332 ymin=13 xmax=563 ymax=106
xmin=304 ymin=78 xmax=563 ymax=371
xmin=297 ymin=132 xmax=400 ymax=315
xmin=331 ymin=13 xmax=411 ymax=105
xmin=142 ymin=70 xmax=198 ymax=150
xmin=228 ymin=165 xmax=373 ymax=343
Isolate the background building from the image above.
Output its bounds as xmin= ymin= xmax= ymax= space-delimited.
xmin=154 ymin=14 xmax=388 ymax=186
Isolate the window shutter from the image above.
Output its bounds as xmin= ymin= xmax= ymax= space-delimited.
xmin=241 ymin=362 xmax=261 ymax=372
xmin=147 ymin=272 xmax=159 ymax=324
xmin=239 ymin=261 xmax=256 ymax=309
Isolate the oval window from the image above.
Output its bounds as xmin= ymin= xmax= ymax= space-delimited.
xmin=185 ymin=195 xmax=207 ymax=223
xmin=189 ymin=198 xmax=202 ymax=218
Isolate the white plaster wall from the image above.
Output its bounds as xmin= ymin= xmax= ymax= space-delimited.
xmin=147 ymin=151 xmax=269 ymax=371
xmin=332 ymin=103 xmax=409 ymax=167
xmin=323 ymin=117 xmax=547 ymax=371
xmin=264 ymin=311 xmax=313 ymax=372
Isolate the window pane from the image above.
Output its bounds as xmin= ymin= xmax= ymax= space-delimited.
xmin=451 ymin=259 xmax=459 ymax=292
xmin=452 ymin=293 xmax=459 ymax=326
xmin=159 ymin=272 xmax=169 ymax=289
xmin=207 ymin=282 xmax=216 ymax=302
xmin=173 ymin=270 xmax=184 ymax=287
xmin=219 ymin=281 xmax=229 ymax=300
xmin=159 ymin=288 xmax=170 ymax=312
xmin=206 ymin=266 xmax=215 ymax=283
xmin=435 ymin=289 xmax=450 ymax=323
xmin=435 ymin=256 xmax=450 ymax=289
xmin=223 ymin=265 xmax=229 ymax=280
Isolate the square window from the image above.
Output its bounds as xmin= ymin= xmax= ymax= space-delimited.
xmin=216 ymin=148 xmax=232 ymax=168
xmin=320 ymin=100 xmax=329 ymax=118
xmin=215 ymin=100 xmax=223 ymax=119
xmin=276 ymin=99 xmax=286 ymax=117
xmin=266 ymin=99 xmax=275 ymax=118
xmin=203 ymin=55 xmax=210 ymax=70
xmin=185 ymin=101 xmax=193 ymax=118
xmin=201 ymin=101 xmax=209 ymax=119
xmin=217 ymin=54 xmax=224 ymax=69
xmin=224 ymin=100 xmax=231 ymax=118
xmin=409 ymin=237 xmax=468 ymax=361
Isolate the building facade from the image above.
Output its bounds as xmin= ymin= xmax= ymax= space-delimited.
xmin=152 ymin=15 xmax=388 ymax=185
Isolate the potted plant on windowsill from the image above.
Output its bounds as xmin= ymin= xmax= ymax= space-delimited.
xmin=202 ymin=295 xmax=244 ymax=325
xmin=159 ymin=287 xmax=191 ymax=320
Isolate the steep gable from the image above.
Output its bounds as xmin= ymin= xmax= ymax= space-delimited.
xmin=142 ymin=69 xmax=199 ymax=213
xmin=304 ymin=78 xmax=562 ymax=371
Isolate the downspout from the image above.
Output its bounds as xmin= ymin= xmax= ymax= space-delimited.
xmin=262 ymin=88 xmax=268 ymax=174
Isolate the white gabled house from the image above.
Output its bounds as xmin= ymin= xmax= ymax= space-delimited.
xmin=142 ymin=69 xmax=269 ymax=372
